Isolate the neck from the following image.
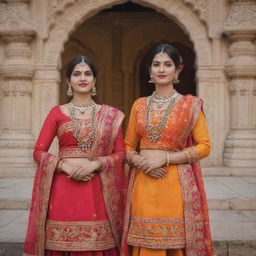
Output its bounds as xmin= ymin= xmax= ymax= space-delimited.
xmin=72 ymin=93 xmax=92 ymax=105
xmin=154 ymin=84 xmax=175 ymax=96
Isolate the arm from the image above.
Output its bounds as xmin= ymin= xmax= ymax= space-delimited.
xmin=33 ymin=107 xmax=58 ymax=164
xmin=168 ymin=111 xmax=211 ymax=164
xmin=144 ymin=111 xmax=211 ymax=170
xmin=124 ymin=101 xmax=149 ymax=169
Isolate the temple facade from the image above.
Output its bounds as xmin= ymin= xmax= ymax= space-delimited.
xmin=0 ymin=0 xmax=255 ymax=178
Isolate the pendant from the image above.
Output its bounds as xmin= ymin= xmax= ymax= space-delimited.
xmin=80 ymin=108 xmax=85 ymax=114
xmin=157 ymin=103 xmax=162 ymax=109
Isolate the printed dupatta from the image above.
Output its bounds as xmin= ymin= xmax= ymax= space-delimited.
xmin=121 ymin=97 xmax=214 ymax=256
xmin=23 ymin=105 xmax=126 ymax=256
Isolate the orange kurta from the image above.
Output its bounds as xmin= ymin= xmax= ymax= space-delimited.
xmin=124 ymin=95 xmax=211 ymax=256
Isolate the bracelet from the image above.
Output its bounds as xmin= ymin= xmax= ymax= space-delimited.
xmin=184 ymin=147 xmax=199 ymax=164
xmin=166 ymin=152 xmax=170 ymax=166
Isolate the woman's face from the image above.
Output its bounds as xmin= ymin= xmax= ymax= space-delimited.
xmin=150 ymin=52 xmax=178 ymax=86
xmin=68 ymin=62 xmax=95 ymax=95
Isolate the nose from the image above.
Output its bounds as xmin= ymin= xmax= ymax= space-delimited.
xmin=159 ymin=64 xmax=164 ymax=72
xmin=80 ymin=73 xmax=86 ymax=81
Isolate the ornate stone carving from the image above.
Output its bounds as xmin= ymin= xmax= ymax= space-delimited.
xmin=224 ymin=0 xmax=256 ymax=34
xmin=0 ymin=0 xmax=36 ymax=58
xmin=46 ymin=0 xmax=76 ymax=35
xmin=183 ymin=0 xmax=209 ymax=25
xmin=2 ymin=79 xmax=32 ymax=95
xmin=0 ymin=1 xmax=35 ymax=33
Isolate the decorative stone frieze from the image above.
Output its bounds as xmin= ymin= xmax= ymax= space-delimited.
xmin=223 ymin=0 xmax=256 ymax=167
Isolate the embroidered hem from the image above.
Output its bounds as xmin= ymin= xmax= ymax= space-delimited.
xmin=45 ymin=220 xmax=116 ymax=251
xmin=127 ymin=216 xmax=185 ymax=249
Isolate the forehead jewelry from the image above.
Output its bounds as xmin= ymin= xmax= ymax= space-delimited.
xmin=80 ymin=56 xmax=86 ymax=66
xmin=160 ymin=46 xmax=165 ymax=56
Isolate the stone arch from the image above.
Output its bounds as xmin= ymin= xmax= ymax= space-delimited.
xmin=44 ymin=0 xmax=211 ymax=68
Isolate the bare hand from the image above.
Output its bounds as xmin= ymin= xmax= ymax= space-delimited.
xmin=146 ymin=168 xmax=167 ymax=179
xmin=143 ymin=155 xmax=166 ymax=172
xmin=132 ymin=154 xmax=149 ymax=171
xmin=60 ymin=162 xmax=74 ymax=176
xmin=68 ymin=161 xmax=99 ymax=181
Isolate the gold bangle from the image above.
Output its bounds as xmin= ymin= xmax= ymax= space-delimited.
xmin=166 ymin=152 xmax=170 ymax=166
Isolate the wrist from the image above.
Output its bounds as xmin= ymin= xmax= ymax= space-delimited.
xmin=94 ymin=160 xmax=101 ymax=171
xmin=57 ymin=159 xmax=65 ymax=172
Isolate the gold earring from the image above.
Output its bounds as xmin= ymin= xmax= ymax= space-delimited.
xmin=149 ymin=75 xmax=154 ymax=84
xmin=67 ymin=84 xmax=73 ymax=97
xmin=91 ymin=85 xmax=97 ymax=96
xmin=173 ymin=74 xmax=180 ymax=84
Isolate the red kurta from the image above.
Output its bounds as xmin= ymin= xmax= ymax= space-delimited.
xmin=24 ymin=105 xmax=126 ymax=256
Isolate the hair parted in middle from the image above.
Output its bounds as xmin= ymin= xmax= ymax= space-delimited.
xmin=65 ymin=56 xmax=97 ymax=80
xmin=147 ymin=43 xmax=183 ymax=70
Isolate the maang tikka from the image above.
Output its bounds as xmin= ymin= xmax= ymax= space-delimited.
xmin=160 ymin=46 xmax=165 ymax=56
xmin=80 ymin=56 xmax=86 ymax=65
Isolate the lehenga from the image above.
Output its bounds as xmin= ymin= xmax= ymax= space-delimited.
xmin=23 ymin=105 xmax=127 ymax=256
xmin=121 ymin=95 xmax=214 ymax=256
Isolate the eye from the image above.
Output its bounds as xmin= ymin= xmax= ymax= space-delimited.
xmin=152 ymin=62 xmax=159 ymax=67
xmin=72 ymin=72 xmax=80 ymax=76
xmin=165 ymin=62 xmax=172 ymax=67
xmin=85 ymin=71 xmax=93 ymax=76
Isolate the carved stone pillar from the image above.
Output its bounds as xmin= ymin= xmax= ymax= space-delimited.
xmin=0 ymin=0 xmax=36 ymax=177
xmin=223 ymin=0 xmax=256 ymax=167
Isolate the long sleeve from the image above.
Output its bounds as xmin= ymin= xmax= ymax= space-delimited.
xmin=192 ymin=111 xmax=211 ymax=159
xmin=97 ymin=126 xmax=125 ymax=168
xmin=33 ymin=107 xmax=58 ymax=163
xmin=124 ymin=101 xmax=140 ymax=152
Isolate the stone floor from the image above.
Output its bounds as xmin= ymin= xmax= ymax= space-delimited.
xmin=0 ymin=167 xmax=256 ymax=255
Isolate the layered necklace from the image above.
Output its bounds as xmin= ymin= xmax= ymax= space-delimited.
xmin=145 ymin=90 xmax=177 ymax=142
xmin=69 ymin=100 xmax=97 ymax=150
xmin=71 ymin=100 xmax=96 ymax=114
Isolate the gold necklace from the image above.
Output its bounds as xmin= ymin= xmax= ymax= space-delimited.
xmin=71 ymin=100 xmax=96 ymax=114
xmin=145 ymin=91 xmax=177 ymax=142
xmin=69 ymin=103 xmax=96 ymax=150
xmin=151 ymin=90 xmax=177 ymax=109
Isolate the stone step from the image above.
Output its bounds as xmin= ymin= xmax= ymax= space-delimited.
xmin=1 ymin=176 xmax=256 ymax=210
xmin=0 ymin=178 xmax=33 ymax=210
xmin=202 ymin=167 xmax=256 ymax=177
xmin=205 ymin=176 xmax=256 ymax=210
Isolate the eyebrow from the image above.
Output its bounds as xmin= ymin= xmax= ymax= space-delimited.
xmin=72 ymin=70 xmax=92 ymax=72
xmin=152 ymin=60 xmax=173 ymax=63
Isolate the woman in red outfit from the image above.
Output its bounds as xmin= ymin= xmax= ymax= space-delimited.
xmin=24 ymin=56 xmax=126 ymax=256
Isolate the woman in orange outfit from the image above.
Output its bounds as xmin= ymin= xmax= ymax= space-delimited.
xmin=121 ymin=43 xmax=214 ymax=256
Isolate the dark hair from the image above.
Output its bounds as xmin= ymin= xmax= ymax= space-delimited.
xmin=65 ymin=56 xmax=97 ymax=80
xmin=147 ymin=43 xmax=182 ymax=69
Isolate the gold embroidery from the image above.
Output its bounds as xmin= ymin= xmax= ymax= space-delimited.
xmin=45 ymin=220 xmax=116 ymax=251
xmin=59 ymin=148 xmax=92 ymax=158
xmin=127 ymin=216 xmax=185 ymax=249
